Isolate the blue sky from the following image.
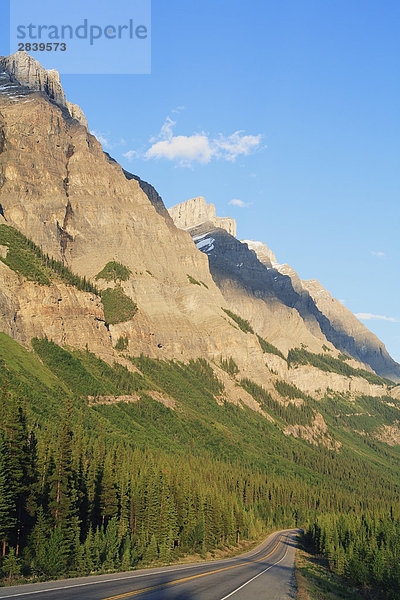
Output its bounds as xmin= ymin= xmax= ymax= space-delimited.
xmin=2 ymin=0 xmax=400 ymax=361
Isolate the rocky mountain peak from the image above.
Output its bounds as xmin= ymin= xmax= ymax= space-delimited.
xmin=0 ymin=51 xmax=88 ymax=128
xmin=241 ymin=240 xmax=277 ymax=267
xmin=168 ymin=197 xmax=236 ymax=237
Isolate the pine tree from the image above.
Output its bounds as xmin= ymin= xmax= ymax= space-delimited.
xmin=81 ymin=528 xmax=95 ymax=574
xmin=38 ymin=526 xmax=68 ymax=577
xmin=0 ymin=436 xmax=16 ymax=556
xmin=144 ymin=534 xmax=158 ymax=563
xmin=2 ymin=548 xmax=21 ymax=583
xmin=99 ymin=454 xmax=119 ymax=527
xmin=0 ymin=390 xmax=31 ymax=555
xmin=104 ymin=517 xmax=120 ymax=570
xmin=29 ymin=506 xmax=49 ymax=575
xmin=120 ymin=536 xmax=132 ymax=571
xmin=49 ymin=402 xmax=79 ymax=564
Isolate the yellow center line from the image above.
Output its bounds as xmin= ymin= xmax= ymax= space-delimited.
xmin=101 ymin=535 xmax=284 ymax=600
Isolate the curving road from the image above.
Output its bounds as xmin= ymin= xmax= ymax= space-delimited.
xmin=0 ymin=529 xmax=298 ymax=600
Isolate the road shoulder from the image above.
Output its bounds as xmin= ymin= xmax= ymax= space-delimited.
xmin=295 ymin=546 xmax=363 ymax=600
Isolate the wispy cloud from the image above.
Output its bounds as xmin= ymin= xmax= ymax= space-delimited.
xmin=134 ymin=116 xmax=263 ymax=167
xmin=213 ymin=131 xmax=262 ymax=162
xmin=90 ymin=130 xmax=111 ymax=149
xmin=122 ymin=150 xmax=138 ymax=160
xmin=150 ymin=116 xmax=177 ymax=143
xmin=371 ymin=251 xmax=385 ymax=258
xmin=356 ymin=313 xmax=399 ymax=323
xmin=228 ymin=198 xmax=251 ymax=208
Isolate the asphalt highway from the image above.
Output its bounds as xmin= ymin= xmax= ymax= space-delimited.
xmin=0 ymin=529 xmax=298 ymax=600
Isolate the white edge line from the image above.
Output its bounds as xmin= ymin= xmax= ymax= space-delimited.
xmin=0 ymin=531 xmax=290 ymax=599
xmin=0 ymin=563 xmax=206 ymax=599
xmin=219 ymin=539 xmax=289 ymax=600
xmin=0 ymin=562 xmax=226 ymax=599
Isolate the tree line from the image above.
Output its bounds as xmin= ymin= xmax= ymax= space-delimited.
xmin=306 ymin=512 xmax=400 ymax=599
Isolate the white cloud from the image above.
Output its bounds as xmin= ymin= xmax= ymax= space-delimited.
xmin=371 ymin=251 xmax=385 ymax=257
xmin=123 ymin=150 xmax=138 ymax=160
xmin=228 ymin=198 xmax=251 ymax=208
xmin=213 ymin=131 xmax=262 ymax=161
xmin=146 ymin=134 xmax=213 ymax=165
xmin=144 ymin=117 xmax=262 ymax=166
xmin=355 ymin=313 xmax=399 ymax=323
xmin=171 ymin=105 xmax=185 ymax=114
xmin=90 ymin=130 xmax=110 ymax=149
xmin=149 ymin=116 xmax=177 ymax=143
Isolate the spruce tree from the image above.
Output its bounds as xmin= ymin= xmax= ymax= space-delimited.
xmin=49 ymin=402 xmax=79 ymax=564
xmin=2 ymin=548 xmax=21 ymax=583
xmin=29 ymin=506 xmax=49 ymax=574
xmin=0 ymin=435 xmax=16 ymax=556
xmin=0 ymin=390 xmax=31 ymax=555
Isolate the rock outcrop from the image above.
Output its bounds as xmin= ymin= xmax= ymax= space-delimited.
xmin=169 ymin=197 xmax=236 ymax=236
xmin=242 ymin=240 xmax=277 ymax=267
xmin=0 ymin=52 xmax=88 ymax=127
xmin=66 ymin=102 xmax=89 ymax=129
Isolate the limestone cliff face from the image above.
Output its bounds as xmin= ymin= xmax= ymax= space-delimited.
xmin=168 ymin=197 xmax=236 ymax=237
xmin=66 ymin=102 xmax=89 ymax=129
xmin=0 ymin=261 xmax=112 ymax=358
xmin=0 ymin=52 xmax=88 ymax=127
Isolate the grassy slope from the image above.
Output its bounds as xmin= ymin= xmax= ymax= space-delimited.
xmin=1 ymin=333 xmax=400 ymax=514
xmin=295 ymin=546 xmax=364 ymax=600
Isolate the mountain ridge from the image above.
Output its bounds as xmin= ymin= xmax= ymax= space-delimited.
xmin=168 ymin=197 xmax=400 ymax=382
xmin=1 ymin=53 xmax=400 ymax=591
xmin=0 ymin=50 xmax=398 ymax=407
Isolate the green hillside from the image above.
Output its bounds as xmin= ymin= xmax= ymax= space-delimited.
xmin=1 ymin=333 xmax=400 ymax=594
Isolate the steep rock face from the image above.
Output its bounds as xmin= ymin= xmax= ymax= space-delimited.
xmin=0 ymin=54 xmax=285 ymax=395
xmin=66 ymin=102 xmax=89 ymax=129
xmin=0 ymin=261 xmax=112 ymax=358
xmin=242 ymin=240 xmax=277 ymax=267
xmin=169 ymin=197 xmax=236 ymax=236
xmin=392 ymin=386 xmax=400 ymax=400
xmin=0 ymin=52 xmax=394 ymax=407
xmin=242 ymin=230 xmax=400 ymax=382
xmin=169 ymin=199 xmax=400 ymax=382
xmin=0 ymin=52 xmax=66 ymax=106
xmin=121 ymin=167 xmax=174 ymax=225
xmin=286 ymin=364 xmax=385 ymax=398
xmin=0 ymin=52 xmax=88 ymax=127
xmin=301 ymin=279 xmax=400 ymax=381
xmin=181 ymin=219 xmax=339 ymax=355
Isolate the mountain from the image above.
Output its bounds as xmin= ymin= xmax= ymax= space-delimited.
xmin=168 ymin=197 xmax=400 ymax=383
xmin=246 ymin=240 xmax=400 ymax=382
xmin=1 ymin=53 xmax=400 ymax=592
xmin=0 ymin=53 xmax=395 ymax=407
